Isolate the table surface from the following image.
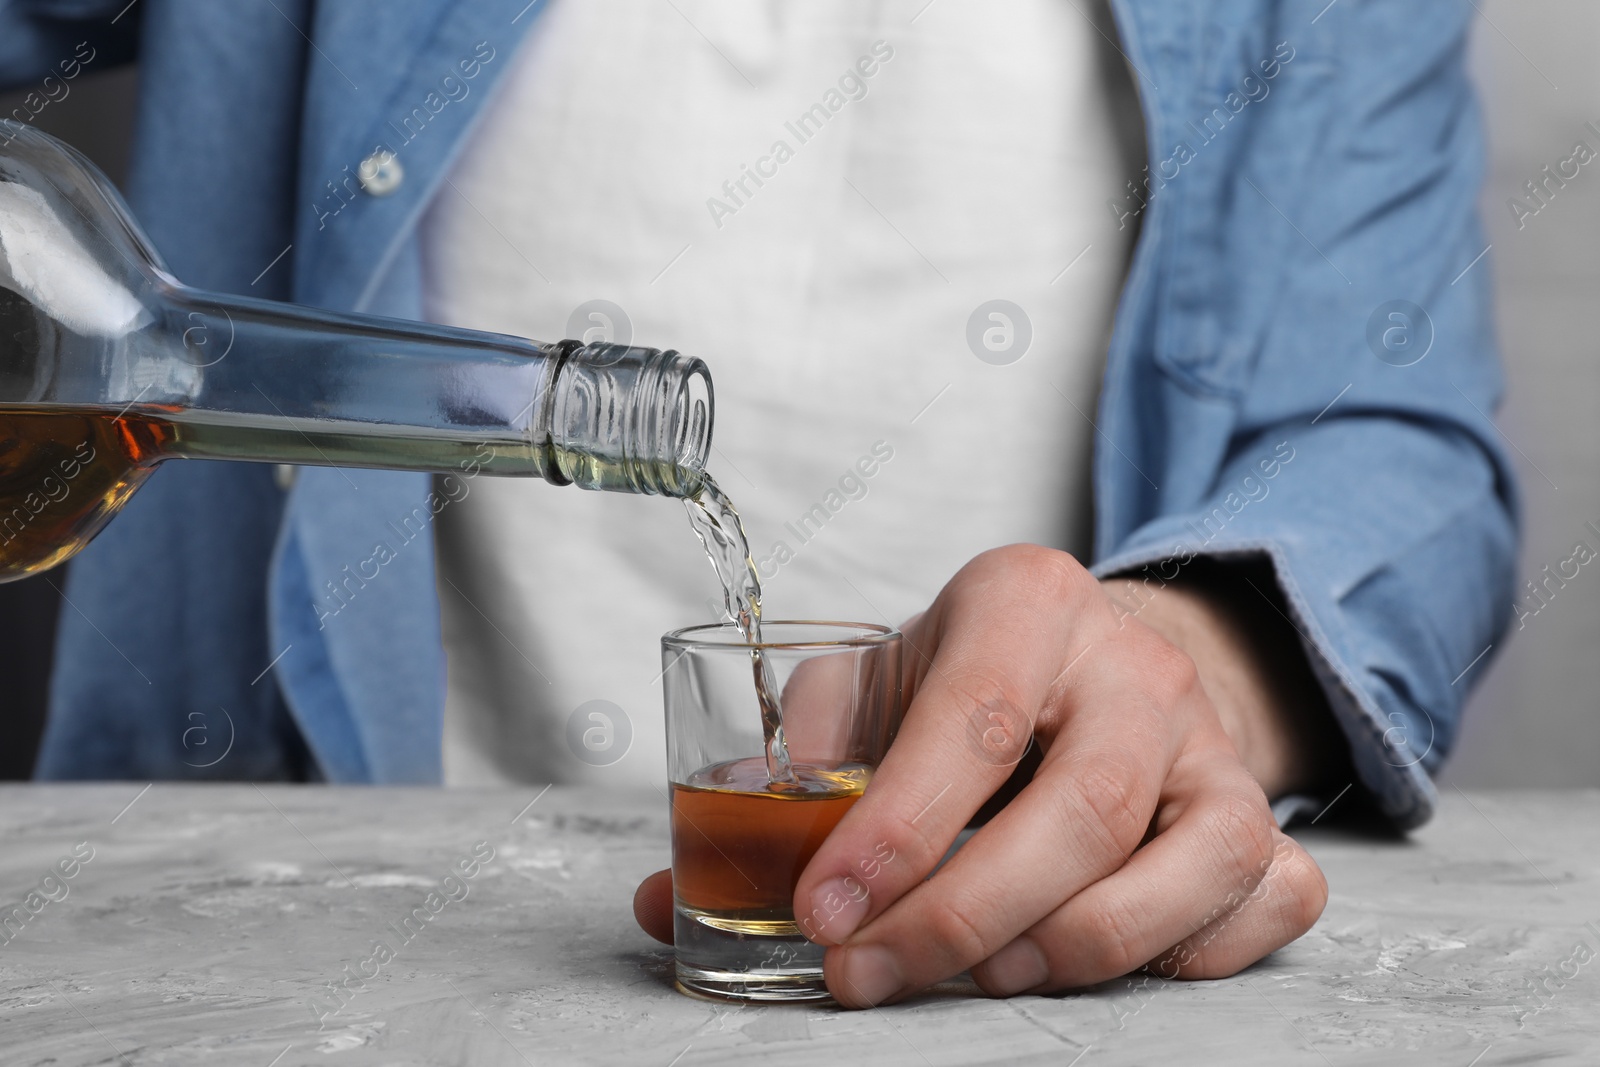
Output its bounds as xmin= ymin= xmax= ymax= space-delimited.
xmin=1 ymin=785 xmax=1596 ymax=1066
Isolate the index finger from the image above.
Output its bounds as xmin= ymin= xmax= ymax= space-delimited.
xmin=791 ymin=548 xmax=1100 ymax=947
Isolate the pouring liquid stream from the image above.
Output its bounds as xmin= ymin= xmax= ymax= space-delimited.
xmin=684 ymin=474 xmax=798 ymax=789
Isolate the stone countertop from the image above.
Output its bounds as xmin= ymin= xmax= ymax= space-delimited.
xmin=0 ymin=784 xmax=1596 ymax=1065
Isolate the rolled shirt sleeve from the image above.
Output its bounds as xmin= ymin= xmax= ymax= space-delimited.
xmin=1093 ymin=0 xmax=1516 ymax=829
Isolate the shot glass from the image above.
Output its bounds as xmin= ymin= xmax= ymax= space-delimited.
xmin=662 ymin=620 xmax=902 ymax=1002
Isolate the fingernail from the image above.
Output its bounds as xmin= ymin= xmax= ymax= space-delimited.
xmin=983 ymin=937 xmax=1049 ymax=996
xmin=836 ymin=944 xmax=904 ymax=1007
xmin=803 ymin=877 xmax=870 ymax=943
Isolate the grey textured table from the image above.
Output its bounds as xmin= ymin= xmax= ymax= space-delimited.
xmin=1 ymin=785 xmax=1596 ymax=1066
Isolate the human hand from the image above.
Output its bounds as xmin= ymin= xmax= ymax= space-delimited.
xmin=635 ymin=545 xmax=1330 ymax=1007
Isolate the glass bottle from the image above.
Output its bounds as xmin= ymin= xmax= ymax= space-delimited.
xmin=0 ymin=124 xmax=712 ymax=581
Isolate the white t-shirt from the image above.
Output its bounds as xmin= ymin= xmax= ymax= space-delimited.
xmin=421 ymin=0 xmax=1143 ymax=788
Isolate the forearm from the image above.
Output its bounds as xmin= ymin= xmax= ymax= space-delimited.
xmin=1100 ymin=558 xmax=1348 ymax=799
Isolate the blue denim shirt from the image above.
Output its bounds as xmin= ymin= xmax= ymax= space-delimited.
xmin=3 ymin=0 xmax=1516 ymax=829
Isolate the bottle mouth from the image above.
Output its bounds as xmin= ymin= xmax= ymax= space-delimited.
xmin=550 ymin=342 xmax=713 ymax=497
xmin=668 ymin=356 xmax=713 ymax=489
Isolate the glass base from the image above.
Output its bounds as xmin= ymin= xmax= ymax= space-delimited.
xmin=673 ymin=906 xmax=834 ymax=1003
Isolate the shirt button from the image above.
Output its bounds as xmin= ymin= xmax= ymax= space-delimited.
xmin=357 ymin=151 xmax=404 ymax=196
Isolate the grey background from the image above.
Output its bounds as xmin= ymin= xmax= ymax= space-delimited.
xmin=1 ymin=4 xmax=1594 ymax=786
xmin=1445 ymin=0 xmax=1600 ymax=788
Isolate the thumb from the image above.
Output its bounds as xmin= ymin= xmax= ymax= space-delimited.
xmin=633 ymin=868 xmax=674 ymax=944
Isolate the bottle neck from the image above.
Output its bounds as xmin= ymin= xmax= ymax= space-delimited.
xmin=122 ymin=285 xmax=713 ymax=495
xmin=147 ymin=287 xmax=562 ymax=478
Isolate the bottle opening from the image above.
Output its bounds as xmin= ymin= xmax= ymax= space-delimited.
xmin=550 ymin=343 xmax=714 ymax=497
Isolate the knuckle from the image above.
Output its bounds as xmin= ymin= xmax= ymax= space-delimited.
xmin=926 ymin=894 xmax=1000 ymax=965
xmin=871 ymin=818 xmax=939 ymax=882
xmin=1274 ymin=840 xmax=1330 ymax=932
xmin=1204 ymin=790 xmax=1276 ymax=890
xmin=980 ymin=544 xmax=1091 ymax=602
xmin=1077 ymin=896 xmax=1147 ymax=979
xmin=1060 ymin=753 xmax=1150 ymax=859
xmin=1132 ymin=632 xmax=1201 ymax=703
xmin=960 ymin=692 xmax=1034 ymax=768
xmin=939 ymin=657 xmax=1026 ymax=714
xmin=932 ymin=668 xmax=1035 ymax=770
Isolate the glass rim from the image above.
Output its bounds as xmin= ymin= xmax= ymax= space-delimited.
xmin=661 ymin=619 xmax=900 ymax=651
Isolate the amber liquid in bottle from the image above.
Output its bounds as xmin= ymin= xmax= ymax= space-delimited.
xmin=0 ymin=409 xmax=176 ymax=580
xmin=671 ymin=756 xmax=869 ymax=933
